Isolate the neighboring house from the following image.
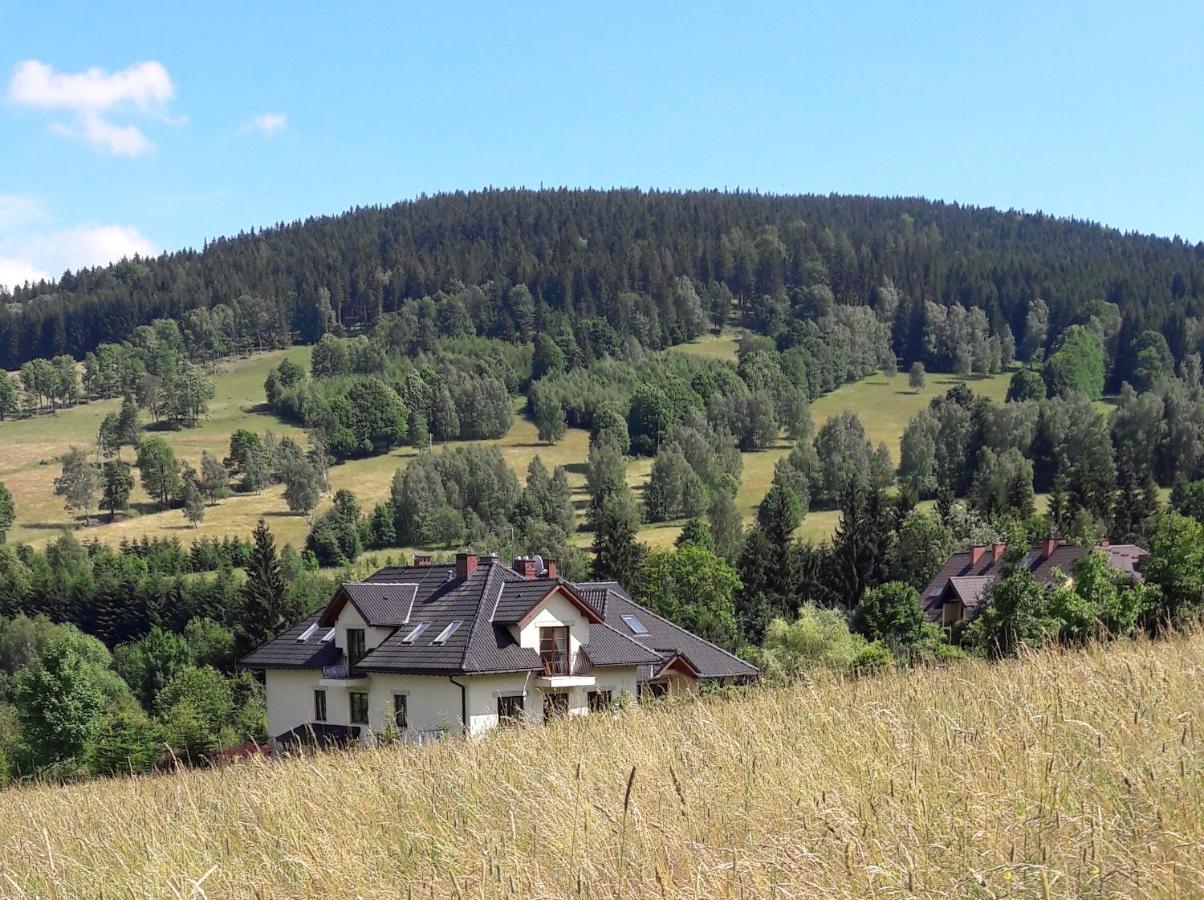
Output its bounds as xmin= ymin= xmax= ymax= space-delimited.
xmin=243 ymin=552 xmax=758 ymax=748
xmin=922 ymin=537 xmax=1148 ymax=628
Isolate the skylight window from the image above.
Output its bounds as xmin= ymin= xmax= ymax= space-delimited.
xmin=622 ymin=614 xmax=649 ymax=635
xmin=402 ymin=622 xmax=430 ymax=643
xmin=320 ymin=628 xmax=336 ymax=643
xmin=432 ymin=621 xmax=462 ymax=644
xmin=296 ymin=623 xmax=318 ymax=642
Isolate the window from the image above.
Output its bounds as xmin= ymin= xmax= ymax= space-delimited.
xmin=539 ymin=625 xmax=570 ymax=675
xmin=393 ymin=694 xmax=408 ymax=730
xmin=639 ymin=681 xmax=669 ymax=702
xmin=432 ymin=621 xmax=462 ymax=644
xmin=297 ymin=623 xmax=318 ymax=642
xmin=497 ymin=694 xmax=524 ymax=725
xmin=543 ymin=691 xmax=569 ymax=722
xmin=313 ymin=689 xmax=327 ymax=721
xmin=320 ymin=628 xmax=336 ymax=643
xmin=621 ymin=614 xmax=649 ymax=635
xmin=588 ymin=690 xmax=612 ymax=712
xmin=402 ymin=622 xmax=430 ymax=643
xmin=349 ymin=691 xmax=369 ymax=724
xmin=346 ymin=628 xmax=366 ymax=667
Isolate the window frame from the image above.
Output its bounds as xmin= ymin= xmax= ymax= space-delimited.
xmin=543 ymin=691 xmax=569 ymax=722
xmin=392 ymin=693 xmax=408 ymax=730
xmin=349 ymin=690 xmax=369 ymax=725
xmin=346 ymin=628 xmax=367 ymax=668
xmin=497 ymin=693 xmax=525 ymax=725
xmin=313 ymin=689 xmax=327 ymax=722
xmin=587 ymin=689 xmax=612 ymax=712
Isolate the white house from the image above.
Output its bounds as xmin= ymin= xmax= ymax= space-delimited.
xmin=242 ymin=552 xmax=758 ymax=748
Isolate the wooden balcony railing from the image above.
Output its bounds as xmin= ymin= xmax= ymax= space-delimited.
xmin=540 ymin=650 xmax=591 ymax=676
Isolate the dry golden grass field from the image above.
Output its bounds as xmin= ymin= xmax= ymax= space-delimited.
xmin=0 ymin=337 xmax=1012 ymax=554
xmin=0 ymin=632 xmax=1200 ymax=898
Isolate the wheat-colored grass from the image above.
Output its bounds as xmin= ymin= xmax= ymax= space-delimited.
xmin=1 ymin=633 xmax=1200 ymax=898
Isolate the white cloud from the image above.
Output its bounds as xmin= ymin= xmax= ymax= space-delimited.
xmin=7 ymin=59 xmax=178 ymax=156
xmin=0 ymin=224 xmax=157 ymax=290
xmin=242 ymin=112 xmax=287 ymax=137
xmin=0 ymin=195 xmax=49 ymax=230
xmin=0 ymin=257 xmax=51 ymax=290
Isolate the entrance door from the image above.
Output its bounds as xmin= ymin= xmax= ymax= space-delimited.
xmin=543 ymin=691 xmax=569 ymax=722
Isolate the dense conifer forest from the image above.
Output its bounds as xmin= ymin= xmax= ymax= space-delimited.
xmin=4 ymin=189 xmax=1203 ymax=369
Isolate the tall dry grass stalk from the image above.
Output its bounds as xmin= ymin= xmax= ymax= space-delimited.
xmin=0 ymin=633 xmax=1201 ymax=898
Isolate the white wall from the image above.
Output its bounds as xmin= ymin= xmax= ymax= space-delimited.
xmin=333 ymin=604 xmax=392 ymax=656
xmin=516 ymin=589 xmax=592 ymax=659
xmin=265 ymin=669 xmax=324 ymax=737
xmin=265 ymin=663 xmax=644 ymax=746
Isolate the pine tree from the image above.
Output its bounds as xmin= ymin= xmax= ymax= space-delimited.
xmin=100 ymin=460 xmax=134 ymax=522
xmin=0 ymin=481 xmax=14 ymax=543
xmin=236 ymin=519 xmax=294 ymax=658
xmin=117 ymin=395 xmax=141 ymax=452
xmin=591 ymin=493 xmax=646 ymax=586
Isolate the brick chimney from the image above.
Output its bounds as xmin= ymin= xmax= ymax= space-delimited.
xmin=414 ymin=553 xmax=432 ymax=567
xmin=456 ymin=551 xmax=478 ymax=579
xmin=992 ymin=542 xmax=1006 ymax=564
xmin=1039 ymin=536 xmax=1062 ymax=561
xmin=1097 ymin=538 xmax=1110 ymax=548
xmin=969 ymin=545 xmax=986 ymax=566
xmin=512 ymin=556 xmax=538 ymax=579
xmin=544 ymin=558 xmax=558 ymax=580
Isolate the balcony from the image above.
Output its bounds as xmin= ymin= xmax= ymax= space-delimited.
xmin=536 ymin=650 xmax=594 ymax=687
xmin=319 ymin=654 xmax=368 ymax=686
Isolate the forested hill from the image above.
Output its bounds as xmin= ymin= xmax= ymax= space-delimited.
xmin=3 ymin=189 xmax=1204 ymax=368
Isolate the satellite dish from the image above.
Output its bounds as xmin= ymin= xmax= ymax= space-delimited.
xmin=532 ymin=554 xmax=545 ymax=575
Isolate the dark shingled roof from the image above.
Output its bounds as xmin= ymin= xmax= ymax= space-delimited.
xmin=245 ymin=560 xmax=758 ymax=680
xmin=578 ymin=581 xmax=760 ymax=679
xmin=491 ymin=578 xmax=559 ymax=623
xmin=240 ymin=614 xmax=341 ymax=669
xmin=337 ymin=582 xmax=419 ymax=626
xmin=582 ymin=622 xmax=663 ymax=668
xmin=922 ymin=540 xmax=1148 ymax=619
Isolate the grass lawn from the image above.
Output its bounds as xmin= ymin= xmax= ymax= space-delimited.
xmin=1 ymin=338 xmax=1016 ymax=555
xmin=625 ymin=368 xmax=1015 ymax=550
xmin=671 ymin=326 xmax=743 ymax=362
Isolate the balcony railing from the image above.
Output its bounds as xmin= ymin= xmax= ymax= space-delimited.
xmin=322 ymin=653 xmax=366 ymax=680
xmin=540 ymin=650 xmax=591 ymax=677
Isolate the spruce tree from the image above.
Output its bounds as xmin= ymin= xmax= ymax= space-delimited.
xmin=236 ymin=519 xmax=294 ymax=658
xmin=0 ymin=481 xmax=14 ymax=543
xmin=591 ymin=493 xmax=646 ymax=586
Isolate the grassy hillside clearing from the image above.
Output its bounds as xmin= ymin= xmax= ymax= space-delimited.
xmin=1 ymin=633 xmax=1199 ymax=897
xmin=0 ymin=342 xmax=1010 ymax=553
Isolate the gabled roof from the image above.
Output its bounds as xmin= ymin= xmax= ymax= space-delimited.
xmin=581 ymin=621 xmax=663 ymax=668
xmin=947 ymin=576 xmax=993 ymax=608
xmin=922 ymin=541 xmax=1149 ymax=619
xmin=244 ymin=560 xmax=759 ymax=681
xmin=581 ymin=581 xmax=759 ymax=680
xmin=320 ymin=582 xmax=420 ymax=628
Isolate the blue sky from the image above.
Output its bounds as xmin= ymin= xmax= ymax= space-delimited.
xmin=1 ymin=1 xmax=1201 ymax=288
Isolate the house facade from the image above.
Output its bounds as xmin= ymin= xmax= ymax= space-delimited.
xmin=922 ymin=537 xmax=1148 ymax=628
xmin=243 ymin=552 xmax=758 ymax=747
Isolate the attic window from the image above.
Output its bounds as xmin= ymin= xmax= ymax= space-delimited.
xmin=402 ymin=622 xmax=430 ymax=644
xmin=432 ymin=621 xmax=462 ymax=644
xmin=297 ymin=624 xmax=318 ymax=642
xmin=621 ymin=614 xmax=649 ymax=635
xmin=320 ymin=628 xmax=336 ymax=643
